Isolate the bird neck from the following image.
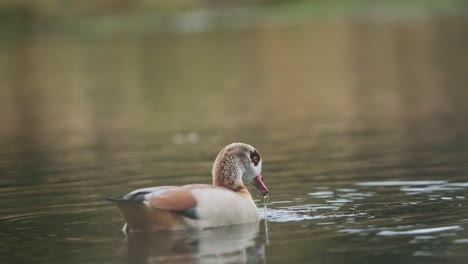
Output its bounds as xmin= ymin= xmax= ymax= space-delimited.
xmin=212 ymin=157 xmax=247 ymax=193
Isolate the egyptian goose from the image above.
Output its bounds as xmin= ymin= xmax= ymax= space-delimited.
xmin=108 ymin=143 xmax=269 ymax=233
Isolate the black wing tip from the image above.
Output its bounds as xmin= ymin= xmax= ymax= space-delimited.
xmin=106 ymin=197 xmax=143 ymax=203
xmin=106 ymin=197 xmax=123 ymax=202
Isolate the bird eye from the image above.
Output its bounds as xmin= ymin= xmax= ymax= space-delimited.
xmin=250 ymin=150 xmax=260 ymax=166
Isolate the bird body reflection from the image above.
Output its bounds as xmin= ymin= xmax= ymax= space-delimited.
xmin=126 ymin=221 xmax=267 ymax=264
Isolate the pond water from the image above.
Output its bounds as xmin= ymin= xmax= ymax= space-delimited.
xmin=1 ymin=11 xmax=468 ymax=264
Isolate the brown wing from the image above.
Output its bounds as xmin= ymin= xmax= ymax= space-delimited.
xmin=147 ymin=187 xmax=198 ymax=211
xmin=110 ymin=185 xmax=215 ymax=231
xmin=147 ymin=184 xmax=216 ymax=211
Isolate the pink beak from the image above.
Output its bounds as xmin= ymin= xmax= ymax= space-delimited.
xmin=253 ymin=174 xmax=269 ymax=196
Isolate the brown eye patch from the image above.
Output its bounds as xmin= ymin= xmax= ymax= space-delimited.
xmin=250 ymin=150 xmax=261 ymax=166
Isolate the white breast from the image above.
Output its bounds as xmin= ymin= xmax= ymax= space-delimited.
xmin=189 ymin=188 xmax=260 ymax=229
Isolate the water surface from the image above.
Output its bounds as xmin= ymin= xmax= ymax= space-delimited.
xmin=1 ymin=11 xmax=468 ymax=264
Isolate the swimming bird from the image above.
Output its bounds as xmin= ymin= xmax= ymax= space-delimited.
xmin=107 ymin=143 xmax=269 ymax=233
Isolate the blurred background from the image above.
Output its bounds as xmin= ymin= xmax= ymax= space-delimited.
xmin=1 ymin=1 xmax=468 ymax=263
xmin=1 ymin=0 xmax=468 ymax=154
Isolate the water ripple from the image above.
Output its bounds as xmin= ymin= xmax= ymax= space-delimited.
xmin=355 ymin=181 xmax=448 ymax=187
xmin=377 ymin=226 xmax=463 ymax=236
xmin=261 ymin=208 xmax=366 ymax=223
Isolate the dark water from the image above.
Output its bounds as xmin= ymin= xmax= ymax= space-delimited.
xmin=1 ymin=12 xmax=468 ymax=264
